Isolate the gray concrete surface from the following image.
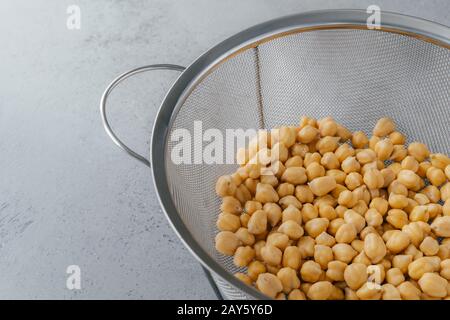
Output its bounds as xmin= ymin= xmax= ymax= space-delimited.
xmin=0 ymin=0 xmax=448 ymax=299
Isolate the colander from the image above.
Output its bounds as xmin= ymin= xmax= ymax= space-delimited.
xmin=100 ymin=10 xmax=450 ymax=299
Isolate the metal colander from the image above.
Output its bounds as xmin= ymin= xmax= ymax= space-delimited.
xmin=101 ymin=10 xmax=450 ymax=299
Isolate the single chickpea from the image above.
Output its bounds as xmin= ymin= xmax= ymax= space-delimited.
xmin=402 ymin=222 xmax=424 ymax=247
xmin=420 ymin=236 xmax=440 ymax=256
xmin=356 ymin=149 xmax=377 ymax=165
xmin=282 ymin=246 xmax=302 ymax=270
xmin=341 ymin=156 xmax=361 ymax=174
xmin=337 ymin=190 xmax=357 ymax=208
xmin=306 ymin=162 xmax=326 ymax=181
xmin=389 ymin=131 xmax=406 ymax=145
xmin=234 ymin=246 xmax=255 ymax=267
xmin=244 ymin=200 xmax=262 ymax=215
xmin=430 ymin=153 xmax=450 ymax=170
xmin=364 ymin=233 xmax=386 ymax=263
xmin=382 ymin=284 xmax=401 ymax=300
xmin=344 ymin=209 xmax=366 ymax=233
xmin=315 ymin=231 xmax=336 ymax=247
xmin=288 ymin=289 xmax=306 ymax=300
xmin=308 ymin=176 xmax=337 ymax=196
xmin=285 ymin=155 xmax=303 ymax=168
xmin=374 ymin=138 xmax=394 ymax=161
xmin=386 ymin=209 xmax=409 ymax=229
xmin=335 ymin=205 xmax=348 ymax=219
xmin=254 ymin=240 xmax=266 ymax=261
xmin=369 ymin=135 xmax=381 ymax=150
xmin=221 ymin=196 xmax=242 ymax=215
xmin=431 ymin=216 xmax=450 ymax=237
xmin=215 ymin=231 xmax=240 ymax=255
xmin=240 ymin=213 xmax=250 ymax=228
xmin=247 ymin=210 xmax=267 ymax=235
xmin=397 ymin=170 xmax=421 ymax=190
xmin=235 ymin=227 xmax=255 ymax=246
xmin=335 ymin=223 xmax=357 ymax=244
xmin=277 ymin=267 xmax=301 ymax=293
xmin=256 ymin=273 xmax=283 ymax=298
xmin=248 ymin=261 xmax=266 ymax=281
xmin=278 ymin=220 xmax=304 ymax=240
xmin=392 ymin=254 xmax=413 ymax=274
xmin=281 ymin=167 xmax=308 ymax=185
xmin=418 ymin=273 xmax=447 ymax=298
xmin=401 ymin=155 xmax=419 ymax=172
xmin=326 ymin=261 xmax=347 ymax=281
xmin=380 ymin=168 xmax=396 ymax=188
xmin=427 ymin=167 xmax=447 ymax=186
xmin=235 ymin=272 xmax=252 ymax=285
xmin=422 ymin=185 xmax=441 ymax=203
xmin=215 ymin=175 xmax=237 ymax=197
xmin=307 ymin=281 xmax=333 ymax=300
xmin=345 ymin=172 xmax=363 ymax=191
xmin=390 ymin=145 xmax=408 ymax=162
xmin=299 ymin=115 xmax=317 ymax=128
xmin=397 ymin=281 xmax=421 ymax=300
xmin=328 ymin=217 xmax=345 ymax=235
xmin=373 ymin=117 xmax=395 ymax=137
xmin=408 ymin=257 xmax=436 ymax=280
xmin=316 ymin=136 xmax=340 ymax=154
xmin=363 ymin=168 xmax=384 ymax=189
xmin=300 ymin=260 xmax=323 ymax=283
xmin=305 ymin=218 xmax=329 ymax=238
xmin=297 ymin=236 xmax=316 ymax=258
xmin=408 ymin=142 xmax=430 ymax=162
xmin=319 ymin=120 xmax=338 ymax=137
xmin=270 ymin=142 xmax=289 ymax=162
xmin=260 ymin=174 xmax=278 ymax=187
xmin=314 ymin=244 xmax=334 ymax=269
xmin=266 ymin=232 xmax=289 ymax=250
xmin=282 ymin=205 xmax=302 ymax=224
xmin=263 ymin=202 xmax=282 ymax=227
xmin=295 ymin=185 xmax=314 ymax=204
xmin=352 ymin=131 xmax=369 ymax=149
xmin=317 ymin=204 xmax=336 ymax=220
xmin=327 ymin=170 xmax=347 ymax=186
xmin=216 ymin=213 xmax=241 ymax=232
xmin=414 ymin=193 xmax=430 ymax=205
xmin=297 ymin=125 xmax=319 ymax=144
xmin=388 ymin=180 xmax=408 ymax=196
xmin=336 ymin=124 xmax=353 ymax=142
xmin=370 ymin=197 xmax=389 ymax=215
xmin=388 ymin=193 xmax=409 ymax=209
xmin=335 ymin=144 xmax=355 ymax=162
xmin=344 ymin=263 xmax=368 ymax=290
xmin=321 ymin=152 xmax=340 ymax=170
xmin=261 ymin=245 xmax=282 ymax=266
xmin=332 ymin=243 xmax=358 ymax=263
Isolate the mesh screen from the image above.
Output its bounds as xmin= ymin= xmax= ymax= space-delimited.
xmin=165 ymin=29 xmax=450 ymax=299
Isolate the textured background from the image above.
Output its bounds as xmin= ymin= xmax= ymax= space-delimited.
xmin=0 ymin=0 xmax=448 ymax=299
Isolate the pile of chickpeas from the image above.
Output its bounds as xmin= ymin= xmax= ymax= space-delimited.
xmin=214 ymin=116 xmax=450 ymax=300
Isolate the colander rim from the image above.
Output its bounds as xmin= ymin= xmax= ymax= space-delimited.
xmin=151 ymin=9 xmax=450 ymax=300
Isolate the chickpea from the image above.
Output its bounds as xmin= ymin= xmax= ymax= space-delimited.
xmin=388 ymin=180 xmax=408 ymax=196
xmin=260 ymin=174 xmax=278 ymax=187
xmin=408 ymin=257 xmax=436 ymax=280
xmin=389 ymin=131 xmax=406 ymax=145
xmin=321 ymin=152 xmax=340 ymax=170
xmin=390 ymin=145 xmax=408 ymax=162
xmin=290 ymin=143 xmax=309 ymax=158
xmin=263 ymin=203 xmax=282 ymax=227
xmin=254 ymin=183 xmax=278 ymax=204
xmin=351 ymin=239 xmax=365 ymax=253
xmin=369 ymin=135 xmax=381 ymax=150
xmin=240 ymin=213 xmax=250 ymax=228
xmin=431 ymin=216 xmax=450 ymax=237
xmin=402 ymin=222 xmax=424 ymax=247
xmin=344 ymin=263 xmax=368 ymax=290
xmin=314 ymin=244 xmax=334 ymax=269
xmin=341 ymin=156 xmax=361 ymax=174
xmin=386 ymin=209 xmax=409 ymax=229
xmin=216 ymin=213 xmax=241 ymax=232
xmin=364 ymin=233 xmax=386 ymax=263
xmin=441 ymin=182 xmax=450 ymax=201
xmin=408 ymin=142 xmax=430 ymax=162
xmin=344 ymin=209 xmax=366 ymax=233
xmin=299 ymin=116 xmax=317 ymax=128
xmin=364 ymin=208 xmax=383 ymax=227
xmin=440 ymin=259 xmax=450 ymax=280
xmin=261 ymin=244 xmax=282 ymax=266
xmin=235 ymin=227 xmax=255 ymax=246
xmin=284 ymin=156 xmax=303 ymax=169
xmin=438 ymin=245 xmax=449 ymax=260
xmin=418 ymin=273 xmax=447 ymax=298
xmin=373 ymin=117 xmax=395 ymax=137
xmin=298 ymin=125 xmax=319 ymax=144
xmin=370 ymin=197 xmax=389 ymax=215
xmin=269 ymin=161 xmax=286 ymax=179
xmin=306 ymin=162 xmax=326 ymax=181
xmin=282 ymin=205 xmax=302 ymax=224
xmin=215 ymin=231 xmax=240 ymax=255
xmin=244 ymin=178 xmax=258 ymax=195
xmin=356 ymin=149 xmax=377 ymax=165
xmin=234 ymin=246 xmax=255 ymax=267
xmin=315 ymin=231 xmax=336 ymax=247
xmin=295 ymin=185 xmax=314 ymax=204
xmin=336 ymin=124 xmax=353 ymax=142
xmin=282 ymin=246 xmax=302 ymax=270
xmin=334 ymin=223 xmax=357 ymax=244
xmin=216 ymin=175 xmax=237 ymax=197
xmin=326 ymin=261 xmax=347 ymax=281
xmin=247 ymin=210 xmax=267 ymax=235
xmin=363 ymin=168 xmax=384 ymax=189
xmin=430 ymin=153 xmax=450 ymax=170
xmin=278 ymin=220 xmax=304 ymax=240
xmin=318 ymin=119 xmax=338 ymax=137
xmin=277 ymin=267 xmax=301 ymax=293
xmin=375 ymin=139 xmax=394 ymax=161
xmin=235 ymin=272 xmax=252 ymax=285
xmin=332 ymin=243 xmax=358 ymax=263
xmin=382 ymin=284 xmax=401 ymax=300
xmin=305 ymin=218 xmax=329 ymax=238
xmin=270 ymin=142 xmax=288 ymax=163
xmin=385 ymin=268 xmax=405 ymax=286
xmin=316 ymin=136 xmax=340 ymax=154
xmin=337 ymin=190 xmax=356 ymax=208
xmin=397 ymin=170 xmax=421 ymax=190
xmin=427 ymin=167 xmax=446 ymax=186
xmin=297 ymin=236 xmax=315 ymax=258
xmin=351 ymin=131 xmax=368 ymax=149
xmin=300 ymin=260 xmax=323 ymax=283
xmin=288 ymin=289 xmax=306 ymax=300
xmin=308 ymin=176 xmax=337 ymax=197
xmin=256 ymin=273 xmax=283 ymax=298
xmin=345 ymin=172 xmax=363 ymax=191
xmin=335 ymin=144 xmax=355 ymax=162
xmin=307 ymin=281 xmax=333 ymax=300
xmin=420 ymin=236 xmax=439 ymax=256
xmin=266 ymin=232 xmax=289 ymax=250
xmin=335 ymin=205 xmax=348 ymax=219
xmin=397 ymin=281 xmax=421 ymax=300
xmin=356 ymin=283 xmax=382 ymax=300
xmin=401 ymin=156 xmax=419 ymax=172
xmin=220 ymin=196 xmax=242 ymax=215
xmin=392 ymin=255 xmax=413 ymax=274
xmin=248 ymin=261 xmax=266 ymax=281
xmin=281 ymin=167 xmax=307 ymax=185
xmin=344 ymin=287 xmax=359 ymax=300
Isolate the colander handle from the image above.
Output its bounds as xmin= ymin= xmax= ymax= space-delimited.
xmin=100 ymin=64 xmax=186 ymax=167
